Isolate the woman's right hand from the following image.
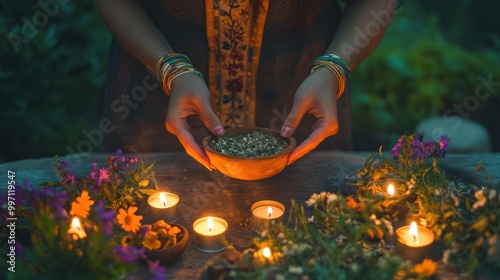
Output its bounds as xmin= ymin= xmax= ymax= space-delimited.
xmin=165 ymin=73 xmax=225 ymax=170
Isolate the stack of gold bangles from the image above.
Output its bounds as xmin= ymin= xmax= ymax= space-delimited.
xmin=309 ymin=54 xmax=351 ymax=100
xmin=156 ymin=53 xmax=203 ymax=95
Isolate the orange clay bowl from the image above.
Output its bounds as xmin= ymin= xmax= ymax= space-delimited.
xmin=202 ymin=127 xmax=296 ymax=180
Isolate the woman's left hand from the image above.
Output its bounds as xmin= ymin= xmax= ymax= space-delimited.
xmin=280 ymin=67 xmax=340 ymax=165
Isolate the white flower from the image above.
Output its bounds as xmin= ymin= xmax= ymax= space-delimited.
xmin=288 ymin=266 xmax=303 ymax=274
xmin=307 ymin=215 xmax=315 ymax=223
xmin=305 ymin=193 xmax=320 ymax=207
xmin=326 ymin=193 xmax=338 ymax=204
xmin=277 ymin=232 xmax=285 ymax=239
xmin=473 ymin=189 xmax=487 ymax=209
xmin=260 ymin=229 xmax=268 ymax=238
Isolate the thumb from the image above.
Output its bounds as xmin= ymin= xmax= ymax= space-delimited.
xmin=199 ymin=103 xmax=225 ymax=136
xmin=281 ymin=100 xmax=308 ymax=138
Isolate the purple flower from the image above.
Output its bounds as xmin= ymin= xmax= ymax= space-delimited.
xmin=89 ymin=163 xmax=110 ymax=186
xmin=148 ymin=260 xmax=168 ymax=280
xmin=391 ymin=137 xmax=404 ymax=159
xmin=438 ymin=135 xmax=451 ymax=150
xmin=114 ymin=245 xmax=146 ymax=263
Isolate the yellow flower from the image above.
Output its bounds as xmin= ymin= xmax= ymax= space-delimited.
xmin=414 ymin=259 xmax=437 ymax=277
xmin=143 ymin=231 xmax=161 ymax=250
xmin=116 ymin=206 xmax=143 ymax=233
xmin=70 ymin=190 xmax=94 ymax=218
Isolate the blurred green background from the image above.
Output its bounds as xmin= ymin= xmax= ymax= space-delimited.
xmin=1 ymin=0 xmax=499 ymax=162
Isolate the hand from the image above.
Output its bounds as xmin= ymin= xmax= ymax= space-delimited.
xmin=165 ymin=73 xmax=225 ymax=170
xmin=280 ymin=67 xmax=339 ymax=165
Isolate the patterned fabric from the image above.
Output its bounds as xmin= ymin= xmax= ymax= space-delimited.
xmin=206 ymin=0 xmax=270 ymax=128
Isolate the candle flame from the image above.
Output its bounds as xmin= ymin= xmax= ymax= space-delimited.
xmin=409 ymin=222 xmax=418 ymax=243
xmin=71 ymin=217 xmax=82 ymax=229
xmin=262 ymin=247 xmax=271 ymax=259
xmin=267 ymin=206 xmax=273 ymax=218
xmin=387 ymin=184 xmax=395 ymax=196
xmin=207 ymin=217 xmax=214 ymax=232
xmin=69 ymin=217 xmax=86 ymax=239
xmin=160 ymin=192 xmax=167 ymax=207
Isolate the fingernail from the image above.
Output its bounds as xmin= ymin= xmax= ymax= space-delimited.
xmin=281 ymin=126 xmax=292 ymax=138
xmin=214 ymin=125 xmax=224 ymax=136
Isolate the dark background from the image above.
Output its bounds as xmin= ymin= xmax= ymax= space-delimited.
xmin=1 ymin=0 xmax=499 ymax=162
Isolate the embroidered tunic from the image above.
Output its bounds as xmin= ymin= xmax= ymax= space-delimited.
xmin=103 ymin=0 xmax=351 ymax=153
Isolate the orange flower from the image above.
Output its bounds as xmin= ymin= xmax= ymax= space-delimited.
xmin=116 ymin=206 xmax=143 ymax=233
xmin=143 ymin=231 xmax=161 ymax=250
xmin=70 ymin=190 xmax=94 ymax=218
xmin=414 ymin=259 xmax=437 ymax=277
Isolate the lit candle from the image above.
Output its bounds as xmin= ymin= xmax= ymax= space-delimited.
xmin=262 ymin=247 xmax=271 ymax=259
xmin=68 ymin=217 xmax=86 ymax=239
xmin=193 ymin=216 xmax=228 ymax=252
xmin=387 ymin=184 xmax=395 ymax=197
xmin=251 ymin=200 xmax=285 ymax=232
xmin=147 ymin=192 xmax=180 ymax=222
xmin=396 ymin=221 xmax=435 ymax=262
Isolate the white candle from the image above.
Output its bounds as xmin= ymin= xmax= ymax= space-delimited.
xmin=387 ymin=184 xmax=395 ymax=197
xmin=396 ymin=222 xmax=435 ymax=262
xmin=148 ymin=192 xmax=180 ymax=222
xmin=193 ymin=216 xmax=228 ymax=252
xmin=251 ymin=200 xmax=285 ymax=232
xmin=193 ymin=217 xmax=227 ymax=236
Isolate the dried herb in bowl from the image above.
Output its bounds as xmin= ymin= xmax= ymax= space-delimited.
xmin=210 ymin=131 xmax=289 ymax=157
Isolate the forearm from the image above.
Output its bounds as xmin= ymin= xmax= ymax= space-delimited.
xmin=327 ymin=0 xmax=395 ymax=70
xmin=95 ymin=0 xmax=173 ymax=72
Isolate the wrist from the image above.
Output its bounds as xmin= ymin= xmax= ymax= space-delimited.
xmin=156 ymin=53 xmax=203 ymax=95
xmin=308 ymin=54 xmax=350 ymax=99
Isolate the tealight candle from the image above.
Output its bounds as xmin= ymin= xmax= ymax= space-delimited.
xmin=193 ymin=216 xmax=228 ymax=252
xmin=251 ymin=200 xmax=285 ymax=232
xmin=147 ymin=192 xmax=180 ymax=222
xmin=68 ymin=217 xmax=86 ymax=240
xmin=396 ymin=222 xmax=435 ymax=262
xmin=387 ymin=183 xmax=395 ymax=197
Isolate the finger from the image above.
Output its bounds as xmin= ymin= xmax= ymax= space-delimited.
xmin=198 ymin=99 xmax=225 ymax=137
xmin=166 ymin=120 xmax=213 ymax=171
xmin=287 ymin=120 xmax=338 ymax=165
xmin=280 ymin=97 xmax=310 ymax=138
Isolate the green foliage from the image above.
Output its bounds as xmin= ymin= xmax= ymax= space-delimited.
xmin=201 ymin=133 xmax=498 ymax=279
xmin=14 ymin=205 xmax=135 ymax=280
xmin=1 ymin=1 xmax=110 ymax=162
xmin=351 ymin=12 xmax=500 ymax=151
